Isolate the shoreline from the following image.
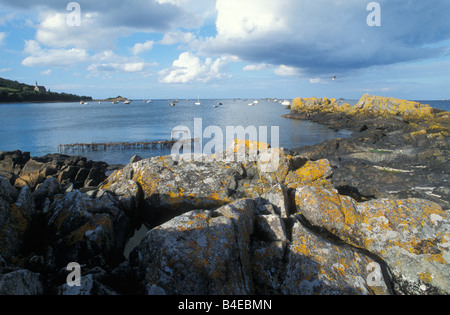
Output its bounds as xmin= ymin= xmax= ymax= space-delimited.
xmin=1 ymin=94 xmax=449 ymax=295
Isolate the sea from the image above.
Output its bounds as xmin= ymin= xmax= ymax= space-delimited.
xmin=0 ymin=98 xmax=448 ymax=166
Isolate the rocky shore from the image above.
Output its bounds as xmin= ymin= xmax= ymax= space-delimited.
xmin=0 ymin=95 xmax=449 ymax=295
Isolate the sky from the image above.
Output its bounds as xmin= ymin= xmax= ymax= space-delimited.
xmin=0 ymin=0 xmax=449 ymax=100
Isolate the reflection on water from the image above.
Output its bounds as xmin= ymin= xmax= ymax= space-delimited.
xmin=0 ymin=99 xmax=352 ymax=165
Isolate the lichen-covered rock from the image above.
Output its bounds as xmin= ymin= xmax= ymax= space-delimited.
xmin=0 ymin=185 xmax=36 ymax=263
xmin=283 ymin=217 xmax=391 ymax=295
xmin=46 ymin=190 xmax=127 ymax=268
xmin=0 ymin=269 xmax=43 ymax=295
xmin=104 ymin=155 xmax=240 ymax=227
xmin=130 ymin=199 xmax=257 ymax=295
xmin=0 ymin=175 xmax=17 ymax=203
xmin=291 ymin=94 xmax=435 ymax=122
xmin=295 ymin=185 xmax=450 ymax=294
xmin=351 ymin=94 xmax=434 ymax=121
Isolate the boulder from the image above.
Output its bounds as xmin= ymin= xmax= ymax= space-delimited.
xmin=46 ymin=189 xmax=130 ymax=268
xmin=295 ymin=185 xmax=450 ymax=294
xmin=0 ymin=185 xmax=37 ymax=263
xmin=15 ymin=158 xmax=47 ymax=189
xmin=0 ymin=269 xmax=44 ymax=295
xmin=130 ymin=199 xmax=257 ymax=295
xmin=0 ymin=150 xmax=30 ymax=175
xmin=283 ymin=217 xmax=391 ymax=295
xmin=0 ymin=175 xmax=18 ymax=203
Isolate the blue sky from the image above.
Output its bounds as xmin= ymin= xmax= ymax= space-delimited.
xmin=0 ymin=0 xmax=449 ymax=100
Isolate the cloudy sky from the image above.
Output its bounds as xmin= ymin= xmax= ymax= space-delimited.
xmin=0 ymin=0 xmax=449 ymax=100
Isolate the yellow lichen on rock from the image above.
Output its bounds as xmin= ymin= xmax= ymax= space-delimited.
xmin=295 ymin=185 xmax=450 ymax=293
xmin=291 ymin=94 xmax=438 ymax=122
xmin=288 ymin=159 xmax=332 ymax=182
xmin=350 ymin=94 xmax=435 ymax=121
xmin=229 ymin=139 xmax=271 ymax=153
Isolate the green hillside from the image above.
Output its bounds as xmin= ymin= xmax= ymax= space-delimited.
xmin=0 ymin=77 xmax=92 ymax=103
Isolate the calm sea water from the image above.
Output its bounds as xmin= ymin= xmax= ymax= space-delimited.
xmin=0 ymin=98 xmax=448 ymax=165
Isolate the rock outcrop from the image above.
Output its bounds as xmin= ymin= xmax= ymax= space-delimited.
xmin=288 ymin=95 xmax=449 ymax=210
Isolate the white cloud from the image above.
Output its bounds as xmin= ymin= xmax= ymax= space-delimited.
xmin=35 ymin=11 xmax=121 ymax=50
xmin=309 ymin=78 xmax=322 ymax=84
xmin=274 ymin=65 xmax=301 ymax=77
xmin=201 ymin=0 xmax=450 ymax=77
xmin=243 ymin=63 xmax=269 ymax=72
xmin=132 ymin=40 xmax=154 ymax=55
xmin=215 ymin=0 xmax=286 ymax=40
xmin=159 ymin=51 xmax=233 ymax=83
xmin=41 ymin=69 xmax=52 ymax=75
xmin=0 ymin=32 xmax=5 ymax=45
xmin=88 ymin=50 xmax=158 ymax=74
xmin=160 ymin=31 xmax=196 ymax=45
xmin=22 ymin=40 xmax=89 ymax=67
xmin=88 ymin=62 xmax=147 ymax=73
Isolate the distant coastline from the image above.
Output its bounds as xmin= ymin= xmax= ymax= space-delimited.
xmin=0 ymin=77 xmax=92 ymax=103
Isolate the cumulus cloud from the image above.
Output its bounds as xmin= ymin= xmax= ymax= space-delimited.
xmin=243 ymin=63 xmax=269 ymax=72
xmin=201 ymin=0 xmax=450 ymax=77
xmin=158 ymin=51 xmax=233 ymax=83
xmin=4 ymin=0 xmax=203 ymax=52
xmin=21 ymin=40 xmax=89 ymax=67
xmin=160 ymin=31 xmax=196 ymax=45
xmin=87 ymin=62 xmax=147 ymax=73
xmin=88 ymin=50 xmax=157 ymax=73
xmin=274 ymin=65 xmax=301 ymax=77
xmin=132 ymin=40 xmax=154 ymax=55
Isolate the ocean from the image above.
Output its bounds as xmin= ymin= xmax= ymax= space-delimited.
xmin=0 ymin=98 xmax=448 ymax=166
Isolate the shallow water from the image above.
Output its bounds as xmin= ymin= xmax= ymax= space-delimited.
xmin=0 ymin=98 xmax=363 ymax=165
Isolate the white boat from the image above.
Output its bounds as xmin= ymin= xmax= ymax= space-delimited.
xmin=281 ymin=100 xmax=291 ymax=106
xmin=253 ymin=100 xmax=259 ymax=104
xmin=195 ymin=95 xmax=201 ymax=106
xmin=124 ymin=100 xmax=131 ymax=104
xmin=170 ymin=101 xmax=176 ymax=106
xmin=80 ymin=101 xmax=89 ymax=105
xmin=248 ymin=103 xmax=254 ymax=106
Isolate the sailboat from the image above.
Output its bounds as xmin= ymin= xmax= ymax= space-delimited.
xmin=195 ymin=95 xmax=201 ymax=106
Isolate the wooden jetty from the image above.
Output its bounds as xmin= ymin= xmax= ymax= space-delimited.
xmin=59 ymin=138 xmax=200 ymax=153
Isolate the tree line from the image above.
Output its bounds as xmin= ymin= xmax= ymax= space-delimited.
xmin=0 ymin=77 xmax=92 ymax=103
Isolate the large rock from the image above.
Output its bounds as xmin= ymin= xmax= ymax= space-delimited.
xmin=283 ymin=217 xmax=391 ymax=295
xmin=46 ymin=190 xmax=123 ymax=268
xmin=295 ymin=185 xmax=450 ymax=294
xmin=290 ymin=94 xmax=435 ymax=122
xmin=0 ymin=175 xmax=18 ymax=203
xmin=130 ymin=199 xmax=256 ymax=295
xmin=0 ymin=185 xmax=37 ymax=263
xmin=0 ymin=150 xmax=30 ymax=175
xmin=103 ymin=154 xmax=242 ymax=227
xmin=0 ymin=269 xmax=44 ymax=295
